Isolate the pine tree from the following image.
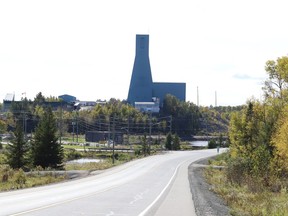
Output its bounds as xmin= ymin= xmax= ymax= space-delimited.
xmin=6 ymin=123 xmax=29 ymax=169
xmin=31 ymin=107 xmax=63 ymax=169
xmin=173 ymin=134 xmax=181 ymax=150
xmin=165 ymin=132 xmax=173 ymax=150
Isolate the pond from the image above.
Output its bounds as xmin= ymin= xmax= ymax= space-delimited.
xmin=190 ymin=140 xmax=208 ymax=147
xmin=66 ymin=158 xmax=103 ymax=164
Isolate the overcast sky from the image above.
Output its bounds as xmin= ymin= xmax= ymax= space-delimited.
xmin=1 ymin=0 xmax=288 ymax=106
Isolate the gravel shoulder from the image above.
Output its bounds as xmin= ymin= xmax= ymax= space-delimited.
xmin=188 ymin=156 xmax=230 ymax=216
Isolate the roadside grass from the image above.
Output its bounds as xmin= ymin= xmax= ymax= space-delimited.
xmin=0 ymin=157 xmax=126 ymax=192
xmin=205 ymin=154 xmax=288 ymax=216
xmin=64 ymin=159 xmax=120 ymax=171
xmin=180 ymin=141 xmax=206 ymax=150
xmin=0 ymin=148 xmax=134 ymax=192
xmin=0 ymin=165 xmax=66 ymax=192
xmin=0 ymin=140 xmax=166 ymax=192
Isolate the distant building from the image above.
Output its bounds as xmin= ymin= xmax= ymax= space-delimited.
xmin=58 ymin=94 xmax=76 ymax=103
xmin=2 ymin=93 xmax=73 ymax=112
xmin=85 ymin=131 xmax=123 ymax=144
xmin=2 ymin=93 xmax=15 ymax=111
xmin=153 ymin=82 xmax=186 ymax=103
xmin=74 ymin=100 xmax=106 ymax=111
xmin=135 ymin=101 xmax=160 ymax=113
xmin=4 ymin=93 xmax=15 ymax=101
xmin=127 ymin=34 xmax=186 ymax=111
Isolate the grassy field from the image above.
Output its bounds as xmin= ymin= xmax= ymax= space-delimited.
xmin=205 ymin=153 xmax=288 ymax=216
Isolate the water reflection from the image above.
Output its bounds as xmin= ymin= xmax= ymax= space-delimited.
xmin=66 ymin=158 xmax=102 ymax=164
xmin=190 ymin=140 xmax=208 ymax=147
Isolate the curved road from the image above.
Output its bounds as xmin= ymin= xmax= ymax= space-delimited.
xmin=0 ymin=149 xmax=222 ymax=216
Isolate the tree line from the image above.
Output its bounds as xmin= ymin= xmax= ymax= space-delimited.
xmin=1 ymin=92 xmax=236 ymax=140
xmin=6 ymin=106 xmax=63 ymax=169
xmin=0 ymin=85 xmax=240 ymax=170
xmin=228 ymin=55 xmax=288 ymax=186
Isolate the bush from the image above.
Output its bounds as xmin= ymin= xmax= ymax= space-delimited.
xmin=134 ymin=147 xmax=142 ymax=156
xmin=226 ymin=157 xmax=250 ymax=185
xmin=113 ymin=153 xmax=130 ymax=161
xmin=208 ymin=139 xmax=217 ymax=149
xmin=14 ymin=169 xmax=26 ymax=188
xmin=64 ymin=149 xmax=82 ymax=161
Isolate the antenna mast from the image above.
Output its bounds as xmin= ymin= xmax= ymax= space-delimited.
xmin=197 ymin=86 xmax=199 ymax=106
xmin=215 ymin=91 xmax=217 ymax=107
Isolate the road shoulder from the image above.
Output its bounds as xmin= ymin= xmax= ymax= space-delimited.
xmin=188 ymin=157 xmax=230 ymax=216
xmin=153 ymin=160 xmax=197 ymax=216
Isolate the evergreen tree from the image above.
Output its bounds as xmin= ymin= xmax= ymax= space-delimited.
xmin=6 ymin=123 xmax=29 ymax=169
xmin=165 ymin=132 xmax=173 ymax=150
xmin=173 ymin=134 xmax=181 ymax=150
xmin=34 ymin=92 xmax=46 ymax=106
xmin=208 ymin=139 xmax=217 ymax=149
xmin=218 ymin=134 xmax=224 ymax=147
xmin=31 ymin=107 xmax=63 ymax=169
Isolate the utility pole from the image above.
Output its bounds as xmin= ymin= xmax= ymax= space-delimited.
xmin=76 ymin=111 xmax=79 ymax=143
xmin=72 ymin=120 xmax=75 ymax=142
xmin=24 ymin=113 xmax=27 ymax=140
xmin=197 ymin=86 xmax=199 ymax=106
xmin=215 ymin=91 xmax=217 ymax=107
xmin=59 ymin=104 xmax=63 ymax=145
xmin=127 ymin=115 xmax=132 ymax=159
xmin=22 ymin=111 xmax=27 ymax=140
xmin=112 ymin=114 xmax=115 ymax=164
xmin=99 ymin=116 xmax=102 ymax=131
xmin=108 ymin=116 xmax=111 ymax=148
xmin=21 ymin=98 xmax=27 ymax=141
xmin=149 ymin=111 xmax=152 ymax=155
xmin=169 ymin=115 xmax=172 ymax=134
xmin=127 ymin=115 xmax=130 ymax=148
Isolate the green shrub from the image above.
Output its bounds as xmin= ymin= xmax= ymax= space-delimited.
xmin=64 ymin=149 xmax=82 ymax=161
xmin=208 ymin=139 xmax=217 ymax=149
xmin=226 ymin=157 xmax=250 ymax=186
xmin=14 ymin=169 xmax=26 ymax=188
xmin=113 ymin=153 xmax=130 ymax=161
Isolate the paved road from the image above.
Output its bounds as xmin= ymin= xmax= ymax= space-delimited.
xmin=0 ymin=149 xmax=222 ymax=216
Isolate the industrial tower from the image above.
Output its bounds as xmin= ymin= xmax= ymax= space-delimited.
xmin=127 ymin=34 xmax=186 ymax=107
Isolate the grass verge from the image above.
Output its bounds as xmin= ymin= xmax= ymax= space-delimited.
xmin=0 ymin=150 xmax=133 ymax=192
xmin=205 ymin=154 xmax=288 ymax=216
xmin=0 ymin=166 xmax=66 ymax=192
xmin=64 ymin=159 xmax=122 ymax=171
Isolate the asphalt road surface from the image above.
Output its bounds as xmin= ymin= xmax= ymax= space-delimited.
xmin=0 ymin=149 xmax=223 ymax=216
